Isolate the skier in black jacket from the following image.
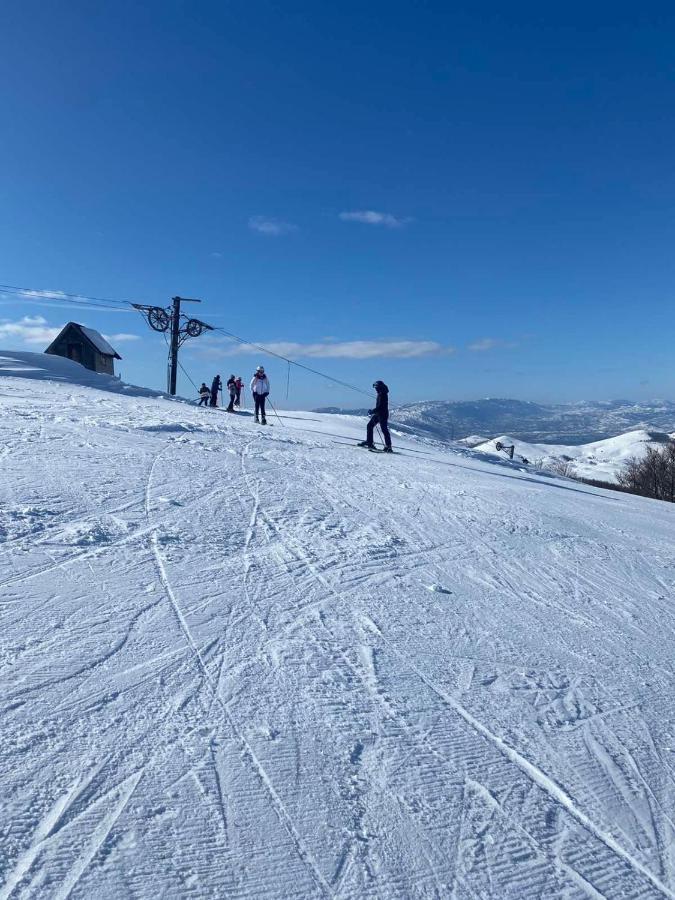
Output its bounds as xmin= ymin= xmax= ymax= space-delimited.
xmin=210 ymin=375 xmax=222 ymax=407
xmin=359 ymin=381 xmax=393 ymax=452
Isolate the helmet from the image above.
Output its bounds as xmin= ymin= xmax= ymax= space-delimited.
xmin=256 ymin=366 xmax=265 ymax=373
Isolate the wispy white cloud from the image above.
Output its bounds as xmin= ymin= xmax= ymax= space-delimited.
xmin=14 ymin=288 xmax=68 ymax=300
xmin=468 ymin=337 xmax=518 ymax=352
xmin=0 ymin=315 xmax=62 ymax=345
xmin=248 ymin=216 xmax=298 ymax=236
xmin=339 ymin=210 xmax=410 ymax=228
xmin=0 ymin=287 xmax=133 ymax=315
xmin=0 ymin=316 xmax=142 ymax=349
xmin=192 ymin=337 xmax=453 ymax=360
xmin=1 ymin=301 xmax=132 ymax=314
xmin=258 ymin=340 xmax=448 ymax=359
xmin=104 ymin=333 xmax=141 ymax=343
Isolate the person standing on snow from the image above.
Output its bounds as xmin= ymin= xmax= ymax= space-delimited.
xmin=210 ymin=375 xmax=222 ymax=407
xmin=197 ymin=383 xmax=210 ymax=407
xmin=250 ymin=366 xmax=270 ymax=424
xmin=234 ymin=376 xmax=243 ymax=407
xmin=226 ymin=375 xmax=237 ymax=412
xmin=359 ymin=380 xmax=393 ymax=452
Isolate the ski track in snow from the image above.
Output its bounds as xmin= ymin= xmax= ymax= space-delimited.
xmin=1 ymin=366 xmax=675 ymax=899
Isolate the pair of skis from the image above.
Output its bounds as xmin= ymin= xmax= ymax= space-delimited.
xmin=332 ymin=440 xmax=398 ymax=454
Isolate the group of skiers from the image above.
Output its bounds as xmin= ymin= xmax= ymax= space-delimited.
xmin=198 ymin=367 xmax=391 ymax=449
xmin=198 ymin=366 xmax=271 ymax=424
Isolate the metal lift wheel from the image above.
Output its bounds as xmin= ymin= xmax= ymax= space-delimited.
xmin=185 ymin=319 xmax=204 ymax=337
xmin=148 ymin=307 xmax=171 ymax=332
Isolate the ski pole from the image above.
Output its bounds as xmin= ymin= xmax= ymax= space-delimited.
xmin=267 ymin=398 xmax=284 ymax=427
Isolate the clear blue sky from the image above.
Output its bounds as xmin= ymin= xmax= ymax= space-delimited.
xmin=1 ymin=1 xmax=674 ymax=406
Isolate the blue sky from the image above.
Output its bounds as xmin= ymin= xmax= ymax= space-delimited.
xmin=1 ymin=1 xmax=674 ymax=406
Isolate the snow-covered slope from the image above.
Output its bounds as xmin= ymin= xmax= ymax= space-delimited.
xmin=0 ymin=350 xmax=170 ymax=399
xmin=475 ymin=430 xmax=674 ymax=483
xmin=2 ymin=352 xmax=675 ymax=899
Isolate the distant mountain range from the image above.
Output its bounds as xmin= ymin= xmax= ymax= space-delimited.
xmin=314 ymin=399 xmax=675 ymax=444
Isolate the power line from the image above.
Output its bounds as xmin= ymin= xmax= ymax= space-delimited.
xmin=1 ymin=278 xmax=375 ymax=399
xmin=0 ymin=290 xmax=127 ymax=313
xmin=210 ymin=326 xmax=372 ymax=399
xmin=0 ymin=282 xmax=134 ymax=309
xmin=178 ymin=359 xmax=199 ymax=393
xmin=0 ymin=291 xmax=128 ymax=314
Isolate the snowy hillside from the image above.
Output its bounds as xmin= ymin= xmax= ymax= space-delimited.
xmin=0 ymin=350 xmax=169 ymax=399
xmin=2 ymin=351 xmax=675 ymax=899
xmin=474 ymin=430 xmax=675 ymax=483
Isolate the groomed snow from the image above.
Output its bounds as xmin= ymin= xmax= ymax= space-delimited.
xmin=1 ymin=352 xmax=675 ymax=899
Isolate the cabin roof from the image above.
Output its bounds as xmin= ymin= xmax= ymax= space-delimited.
xmin=78 ymin=325 xmax=120 ymax=359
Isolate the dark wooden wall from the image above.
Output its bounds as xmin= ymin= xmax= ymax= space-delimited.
xmin=46 ymin=325 xmax=115 ymax=375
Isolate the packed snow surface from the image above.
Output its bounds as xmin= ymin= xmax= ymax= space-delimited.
xmin=1 ymin=352 xmax=675 ymax=899
xmin=474 ymin=430 xmax=675 ymax=483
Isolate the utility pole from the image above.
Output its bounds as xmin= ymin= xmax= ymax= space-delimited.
xmin=167 ymin=297 xmax=203 ymax=395
xmin=168 ymin=296 xmax=182 ymax=396
xmin=133 ymin=296 xmax=212 ymax=396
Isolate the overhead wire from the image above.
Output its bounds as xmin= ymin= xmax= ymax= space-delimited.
xmin=2 ymin=278 xmax=375 ymax=400
xmin=0 ymin=282 xmax=136 ymax=310
xmin=210 ymin=326 xmax=373 ymax=399
xmin=0 ymin=292 xmax=129 ymax=313
xmin=177 ymin=359 xmax=200 ymax=393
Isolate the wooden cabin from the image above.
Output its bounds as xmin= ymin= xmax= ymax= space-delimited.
xmin=45 ymin=322 xmax=121 ymax=376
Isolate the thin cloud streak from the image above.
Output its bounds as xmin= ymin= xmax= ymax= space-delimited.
xmin=104 ymin=333 xmax=141 ymax=343
xmin=339 ymin=210 xmax=410 ymax=228
xmin=0 ymin=290 xmax=133 ymax=315
xmin=248 ymin=216 xmax=298 ymax=236
xmin=468 ymin=337 xmax=518 ymax=352
xmin=192 ymin=337 xmax=453 ymax=360
xmin=15 ymin=289 xmax=69 ymax=300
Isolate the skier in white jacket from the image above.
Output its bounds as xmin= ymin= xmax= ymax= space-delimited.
xmin=250 ymin=366 xmax=270 ymax=424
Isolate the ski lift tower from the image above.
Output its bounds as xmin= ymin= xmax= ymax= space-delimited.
xmin=132 ymin=296 xmax=213 ymax=395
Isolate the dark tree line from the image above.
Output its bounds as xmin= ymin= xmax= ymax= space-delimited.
xmin=616 ymin=442 xmax=675 ymax=503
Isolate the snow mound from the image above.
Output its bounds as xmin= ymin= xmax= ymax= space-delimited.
xmin=0 ymin=349 xmax=169 ymax=399
xmin=2 ymin=363 xmax=675 ymax=898
xmin=457 ymin=434 xmax=488 ymax=448
xmin=475 ymin=429 xmax=674 ymax=482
